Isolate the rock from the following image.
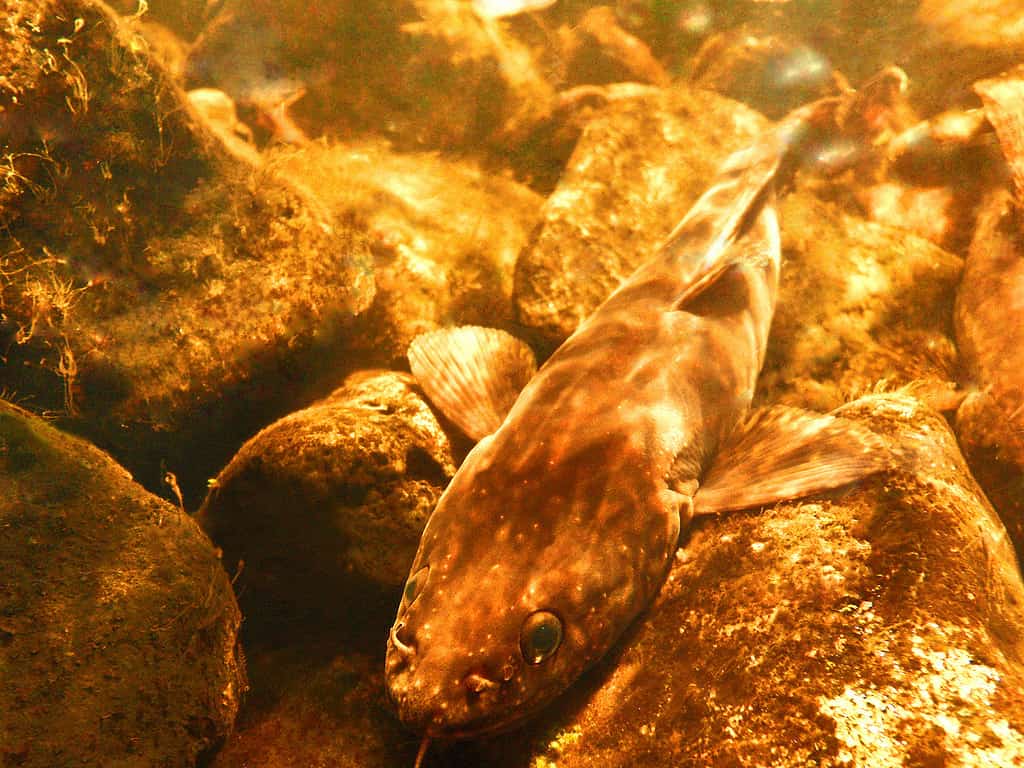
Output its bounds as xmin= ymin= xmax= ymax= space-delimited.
xmin=185 ymin=0 xmax=556 ymax=152
xmin=976 ymin=65 xmax=1024 ymax=203
xmin=691 ymin=30 xmax=837 ymax=118
xmin=266 ymin=140 xmax=543 ymax=365
xmin=123 ymin=15 xmax=192 ymax=81
xmin=918 ymin=0 xmax=1024 ymax=57
xmin=107 ymin=0 xmax=211 ymax=42
xmin=0 ymin=399 xmax=244 ymax=768
xmin=954 ymin=190 xmax=1024 ymax=559
xmin=757 ymin=191 xmax=963 ymax=413
xmin=205 ymin=631 xmax=412 ymax=768
xmin=0 ymin=0 xmax=375 ymax=503
xmin=557 ymin=6 xmax=670 ymax=89
xmin=198 ymin=370 xmax=457 ymax=623
xmin=852 ymin=108 xmax=998 ymax=254
xmin=856 ymin=182 xmax=967 ymax=251
xmin=465 ymin=393 xmax=1024 ymax=767
xmin=513 ymin=84 xmax=769 ymax=347
xmin=650 ymin=1 xmax=1024 ymax=118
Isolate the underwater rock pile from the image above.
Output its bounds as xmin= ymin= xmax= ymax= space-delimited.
xmin=3 ymin=0 xmax=1024 ymax=766
xmin=0 ymin=0 xmax=375 ymax=501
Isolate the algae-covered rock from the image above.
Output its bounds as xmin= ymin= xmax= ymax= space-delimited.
xmin=199 ymin=371 xmax=456 ymax=622
xmin=757 ymin=191 xmax=963 ymax=412
xmin=0 ymin=399 xmax=244 ymax=768
xmin=266 ymin=141 xmax=544 ymax=364
xmin=0 ymin=0 xmax=374 ymax=500
xmin=206 ymin=632 xmax=412 ymax=768
xmin=513 ymin=84 xmax=768 ymax=346
xmin=185 ymin=0 xmax=556 ymax=152
xmin=466 ymin=393 xmax=1024 ymax=767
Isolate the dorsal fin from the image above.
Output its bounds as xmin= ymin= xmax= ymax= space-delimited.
xmin=693 ymin=405 xmax=891 ymax=515
xmin=659 ymin=70 xmax=906 ymax=309
xmin=672 ymin=188 xmax=781 ymax=312
xmin=656 ymin=99 xmax=825 ymax=309
xmin=408 ymin=326 xmax=537 ymax=441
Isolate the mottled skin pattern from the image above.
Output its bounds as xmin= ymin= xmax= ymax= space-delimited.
xmin=385 ymin=144 xmax=784 ymax=736
xmin=955 ymin=190 xmax=1024 ymax=466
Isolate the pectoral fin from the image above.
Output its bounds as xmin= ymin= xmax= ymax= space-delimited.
xmin=693 ymin=405 xmax=890 ymax=516
xmin=408 ymin=326 xmax=537 ymax=441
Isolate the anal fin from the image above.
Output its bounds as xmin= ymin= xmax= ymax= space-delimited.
xmin=408 ymin=326 xmax=537 ymax=442
xmin=693 ymin=405 xmax=891 ymax=515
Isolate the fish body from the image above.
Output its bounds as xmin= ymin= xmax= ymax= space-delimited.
xmin=955 ymin=190 xmax=1024 ymax=466
xmin=955 ymin=67 xmax=1024 ymax=468
xmin=386 ymin=92 xmax=894 ymax=740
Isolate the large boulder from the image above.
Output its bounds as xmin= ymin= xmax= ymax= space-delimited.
xmin=0 ymin=400 xmax=244 ymax=768
xmin=198 ymin=370 xmax=457 ymax=623
xmin=265 ymin=140 xmax=544 ymax=369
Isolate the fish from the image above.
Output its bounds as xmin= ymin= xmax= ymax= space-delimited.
xmin=951 ymin=69 xmax=1024 ymax=547
xmin=954 ymin=190 xmax=1024 ymax=513
xmin=385 ymin=76 xmax=902 ymax=753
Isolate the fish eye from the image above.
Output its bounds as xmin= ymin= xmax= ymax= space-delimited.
xmin=520 ymin=610 xmax=562 ymax=665
xmin=403 ymin=565 xmax=429 ymax=607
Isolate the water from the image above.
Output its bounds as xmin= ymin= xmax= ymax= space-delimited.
xmin=3 ymin=1 xmax=1024 ymax=766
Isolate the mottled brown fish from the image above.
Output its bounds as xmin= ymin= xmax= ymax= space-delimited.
xmin=386 ymin=83 xmax=900 ymax=751
xmin=951 ymin=69 xmax=1024 ymax=551
xmin=955 ymin=191 xmax=1024 ymax=471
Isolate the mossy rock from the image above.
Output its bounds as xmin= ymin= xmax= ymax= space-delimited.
xmin=1 ymin=0 xmax=375 ymax=504
xmin=0 ymin=399 xmax=244 ymax=768
xmin=199 ymin=370 xmax=457 ymax=626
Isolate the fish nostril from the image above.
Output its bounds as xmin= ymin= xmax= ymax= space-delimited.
xmin=463 ymin=671 xmax=501 ymax=694
xmin=390 ymin=621 xmax=415 ymax=657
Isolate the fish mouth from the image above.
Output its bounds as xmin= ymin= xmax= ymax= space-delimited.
xmin=419 ymin=707 xmax=540 ymax=741
xmin=385 ymin=638 xmax=558 ymax=739
xmin=390 ymin=680 xmax=554 ymax=741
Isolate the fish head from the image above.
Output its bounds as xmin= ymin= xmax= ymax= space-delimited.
xmin=385 ymin=432 xmax=681 ymax=738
